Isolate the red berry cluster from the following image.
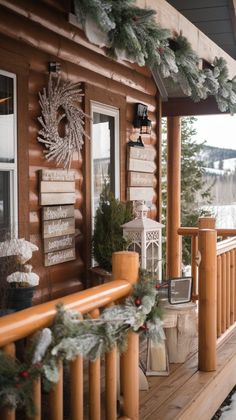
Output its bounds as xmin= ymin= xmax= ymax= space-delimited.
xmin=134 ymin=297 xmax=142 ymax=307
xmin=20 ymin=370 xmax=30 ymax=378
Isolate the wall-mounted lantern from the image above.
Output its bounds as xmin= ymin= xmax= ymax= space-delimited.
xmin=122 ymin=202 xmax=164 ymax=279
xmin=133 ymin=103 xmax=152 ymax=136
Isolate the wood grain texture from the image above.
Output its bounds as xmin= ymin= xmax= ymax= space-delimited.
xmin=43 ymin=217 xmax=75 ymax=238
xmin=40 ymin=181 xmax=75 ymax=193
xmin=45 ymin=247 xmax=76 ymax=266
xmin=127 ymin=187 xmax=153 ymax=201
xmin=140 ymin=332 xmax=236 ymax=420
xmin=127 ymin=146 xmax=156 ymax=161
xmin=40 ymin=169 xmax=75 ymax=181
xmin=42 ymin=205 xmax=75 ymax=221
xmin=127 ymin=172 xmax=153 ymax=187
xmin=127 ymin=158 xmax=156 ymax=173
xmin=44 ymin=234 xmax=75 ymax=253
xmin=0 ymin=5 xmax=158 ymax=299
xmin=40 ymin=192 xmax=76 ymax=206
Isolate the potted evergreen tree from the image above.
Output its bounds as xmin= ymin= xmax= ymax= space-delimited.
xmin=91 ymin=184 xmax=132 ymax=285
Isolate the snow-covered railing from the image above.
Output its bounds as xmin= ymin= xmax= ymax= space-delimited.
xmin=0 ymin=252 xmax=139 ymax=420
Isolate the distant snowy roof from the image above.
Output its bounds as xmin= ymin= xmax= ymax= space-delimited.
xmin=204 ymin=168 xmax=225 ymax=176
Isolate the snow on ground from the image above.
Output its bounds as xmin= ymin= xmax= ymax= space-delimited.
xmin=219 ymin=393 xmax=236 ymax=419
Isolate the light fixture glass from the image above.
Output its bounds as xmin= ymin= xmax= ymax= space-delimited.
xmin=140 ymin=117 xmax=152 ymax=135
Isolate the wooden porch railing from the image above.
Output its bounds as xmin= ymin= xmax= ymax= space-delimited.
xmin=216 ymin=237 xmax=236 ymax=339
xmin=178 ymin=218 xmax=236 ymax=372
xmin=0 ymin=251 xmax=139 ymax=420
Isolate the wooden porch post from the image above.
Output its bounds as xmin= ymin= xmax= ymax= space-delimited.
xmin=166 ymin=116 xmax=182 ymax=278
xmin=198 ymin=227 xmax=217 ymax=371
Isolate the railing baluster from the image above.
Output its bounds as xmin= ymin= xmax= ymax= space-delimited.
xmin=217 ymin=255 xmax=222 ymax=338
xmin=50 ymin=360 xmax=63 ymax=420
xmin=70 ymin=355 xmax=83 ymax=420
xmin=120 ymin=332 xmax=139 ymax=419
xmin=89 ymin=308 xmax=101 ymax=420
xmin=191 ymin=235 xmax=198 ymax=299
xmin=230 ymin=250 xmax=235 ymax=325
xmin=31 ymin=378 xmax=41 ymax=420
xmin=221 ymin=253 xmax=227 ymax=333
xmin=105 ymin=346 xmax=117 ymax=420
xmin=112 ymin=252 xmax=139 ymax=419
xmin=2 ymin=343 xmax=16 ymax=420
xmin=0 ymin=252 xmax=139 ymax=420
xmin=226 ymin=252 xmax=231 ymax=329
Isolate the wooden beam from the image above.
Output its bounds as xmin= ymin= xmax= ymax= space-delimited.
xmin=166 ymin=116 xmax=181 ymax=278
xmin=137 ymin=0 xmax=236 ymax=79
xmin=229 ymin=0 xmax=236 ymax=43
xmin=162 ymin=97 xmax=226 ymax=117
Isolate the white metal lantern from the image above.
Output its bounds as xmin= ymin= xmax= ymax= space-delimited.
xmin=122 ymin=203 xmax=164 ymax=280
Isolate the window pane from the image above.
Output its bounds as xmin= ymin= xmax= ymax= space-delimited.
xmin=0 ymin=171 xmax=10 ymax=238
xmin=0 ymin=74 xmax=14 ymax=163
xmin=92 ymin=112 xmax=115 ymax=215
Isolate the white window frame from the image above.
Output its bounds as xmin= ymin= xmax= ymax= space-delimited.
xmin=90 ymin=101 xmax=120 ymax=226
xmin=0 ymin=69 xmax=18 ymax=236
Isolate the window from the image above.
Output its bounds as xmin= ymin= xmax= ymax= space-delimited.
xmin=91 ymin=102 xmax=120 ymax=225
xmin=0 ymin=70 xmax=17 ymax=239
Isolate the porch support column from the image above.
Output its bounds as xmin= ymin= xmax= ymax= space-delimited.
xmin=166 ymin=116 xmax=182 ymax=278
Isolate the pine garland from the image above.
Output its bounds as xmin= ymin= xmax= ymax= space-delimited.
xmin=0 ymin=271 xmax=164 ymax=416
xmin=74 ymin=0 xmax=236 ymax=114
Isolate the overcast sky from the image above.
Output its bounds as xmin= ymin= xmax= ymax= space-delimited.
xmin=194 ymin=115 xmax=236 ymax=150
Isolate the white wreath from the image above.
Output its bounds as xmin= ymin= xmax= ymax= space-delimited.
xmin=37 ymin=74 xmax=86 ymax=169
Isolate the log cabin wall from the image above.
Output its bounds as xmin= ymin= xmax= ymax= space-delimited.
xmin=0 ymin=1 xmax=160 ymax=302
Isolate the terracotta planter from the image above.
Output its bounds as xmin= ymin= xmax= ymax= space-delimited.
xmin=7 ymin=287 xmax=35 ymax=312
xmin=89 ymin=266 xmax=112 ymax=287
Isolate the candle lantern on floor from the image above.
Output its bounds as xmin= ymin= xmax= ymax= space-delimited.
xmin=122 ymin=202 xmax=164 ymax=280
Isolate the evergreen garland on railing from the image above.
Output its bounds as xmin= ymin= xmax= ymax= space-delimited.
xmin=74 ymin=0 xmax=236 ymax=114
xmin=0 ymin=271 xmax=164 ymax=416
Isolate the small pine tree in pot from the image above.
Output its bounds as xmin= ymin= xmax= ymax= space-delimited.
xmin=92 ymin=185 xmax=132 ymax=275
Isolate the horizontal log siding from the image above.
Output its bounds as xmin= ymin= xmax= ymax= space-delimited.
xmin=0 ymin=2 xmax=159 ymax=301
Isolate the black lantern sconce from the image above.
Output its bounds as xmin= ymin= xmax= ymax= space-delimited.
xmin=133 ymin=103 xmax=152 ymax=135
xmin=48 ymin=61 xmax=61 ymax=73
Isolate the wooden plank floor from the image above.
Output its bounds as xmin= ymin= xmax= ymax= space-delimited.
xmin=140 ymin=329 xmax=236 ymax=420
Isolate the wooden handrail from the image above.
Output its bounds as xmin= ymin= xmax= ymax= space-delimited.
xmin=178 ymin=227 xmax=236 ymax=237
xmin=217 ymin=237 xmax=236 ymax=255
xmin=0 ymin=280 xmax=131 ymax=347
xmin=0 ymin=251 xmax=140 ymax=420
xmin=178 ymin=227 xmax=198 ymax=236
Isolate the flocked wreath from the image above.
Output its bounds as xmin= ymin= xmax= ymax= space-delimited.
xmin=74 ymin=0 xmax=236 ymax=114
xmin=37 ymin=74 xmax=87 ymax=169
xmin=0 ymin=271 xmax=164 ymax=417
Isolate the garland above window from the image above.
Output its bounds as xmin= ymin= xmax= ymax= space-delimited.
xmin=74 ymin=0 xmax=236 ymax=114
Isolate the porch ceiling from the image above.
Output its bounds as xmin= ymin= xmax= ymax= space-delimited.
xmin=137 ymin=0 xmax=236 ymax=104
xmin=167 ymin=0 xmax=236 ymax=60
